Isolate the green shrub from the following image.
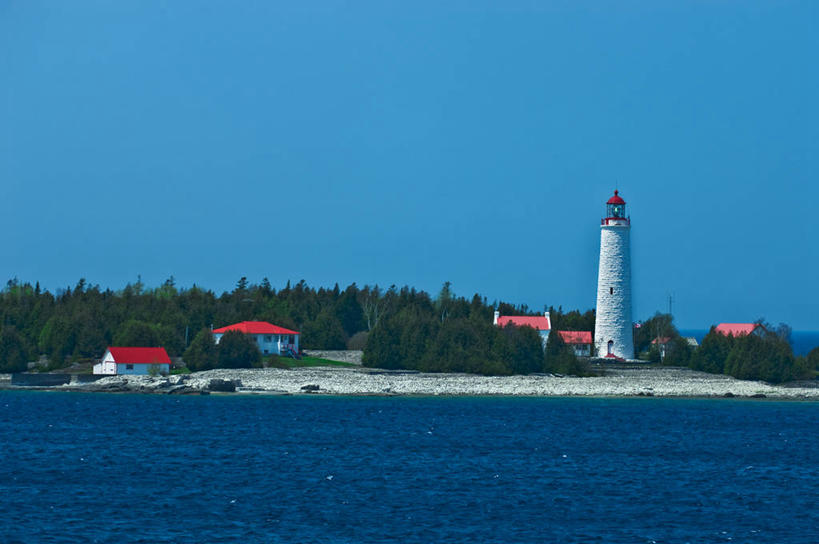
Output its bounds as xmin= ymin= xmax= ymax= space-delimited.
xmin=183 ymin=329 xmax=218 ymax=372
xmin=0 ymin=327 xmax=28 ymax=373
xmin=217 ymin=330 xmax=261 ymax=369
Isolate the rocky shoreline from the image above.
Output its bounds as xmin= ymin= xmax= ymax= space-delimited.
xmin=3 ymin=365 xmax=818 ymax=399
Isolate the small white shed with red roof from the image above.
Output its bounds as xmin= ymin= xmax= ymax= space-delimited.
xmin=212 ymin=321 xmax=300 ymax=356
xmin=93 ymin=347 xmax=171 ymax=376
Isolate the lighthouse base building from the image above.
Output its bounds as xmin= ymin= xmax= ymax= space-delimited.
xmin=595 ymin=190 xmax=635 ymax=360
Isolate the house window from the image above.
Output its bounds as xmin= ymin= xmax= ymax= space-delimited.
xmin=126 ymin=364 xmax=134 ymax=370
xmin=609 ymin=287 xmax=613 ymax=295
xmin=265 ymin=335 xmax=272 ymax=342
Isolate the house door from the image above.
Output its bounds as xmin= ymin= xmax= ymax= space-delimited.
xmin=607 ymin=340 xmax=614 ymax=356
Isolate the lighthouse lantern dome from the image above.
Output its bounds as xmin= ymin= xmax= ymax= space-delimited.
xmin=606 ymin=190 xmax=626 ymax=219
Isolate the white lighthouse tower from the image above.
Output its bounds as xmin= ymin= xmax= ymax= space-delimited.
xmin=595 ymin=190 xmax=634 ymax=360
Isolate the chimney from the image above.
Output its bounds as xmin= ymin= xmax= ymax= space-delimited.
xmin=544 ymin=311 xmax=551 ymax=328
xmin=493 ymin=310 xmax=500 ymax=325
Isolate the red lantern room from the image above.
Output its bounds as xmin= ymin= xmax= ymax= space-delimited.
xmin=603 ymin=190 xmax=630 ymax=226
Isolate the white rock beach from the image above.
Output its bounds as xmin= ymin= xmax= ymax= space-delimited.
xmin=74 ymin=365 xmax=819 ymax=399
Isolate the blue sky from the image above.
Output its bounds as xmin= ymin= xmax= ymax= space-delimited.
xmin=1 ymin=1 xmax=817 ymax=329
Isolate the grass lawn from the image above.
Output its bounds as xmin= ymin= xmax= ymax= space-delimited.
xmin=279 ymin=356 xmax=357 ymax=369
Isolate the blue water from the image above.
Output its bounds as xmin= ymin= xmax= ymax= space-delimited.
xmin=1 ymin=392 xmax=818 ymax=543
xmin=680 ymin=329 xmax=819 ymax=356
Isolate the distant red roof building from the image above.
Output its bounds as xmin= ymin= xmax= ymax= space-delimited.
xmin=556 ymin=330 xmax=593 ymax=357
xmin=213 ymin=320 xmax=300 ymax=335
xmin=107 ymin=347 xmax=171 ymax=364
xmin=493 ymin=311 xmax=552 ymax=349
xmin=94 ymin=347 xmax=171 ymax=375
xmin=212 ymin=321 xmax=300 ymax=357
xmin=651 ymin=337 xmax=672 ymax=345
xmin=714 ymin=323 xmax=765 ymax=337
xmin=557 ymin=331 xmax=593 ymax=345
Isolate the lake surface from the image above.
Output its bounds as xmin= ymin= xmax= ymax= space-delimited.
xmin=1 ymin=392 xmax=818 ymax=543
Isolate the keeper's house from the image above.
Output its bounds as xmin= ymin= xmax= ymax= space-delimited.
xmin=93 ymin=347 xmax=171 ymax=376
xmin=493 ymin=311 xmax=551 ymax=348
xmin=557 ymin=331 xmax=594 ymax=357
xmin=213 ymin=320 xmax=300 ymax=356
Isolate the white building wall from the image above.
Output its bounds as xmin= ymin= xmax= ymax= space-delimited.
xmin=93 ymin=350 xmax=117 ymax=375
xmin=215 ymin=332 xmax=300 ymax=356
xmin=539 ymin=330 xmax=550 ymax=349
xmin=93 ymin=361 xmax=117 ymax=375
xmin=571 ymin=344 xmax=592 ymax=357
xmin=115 ymin=363 xmax=170 ymax=375
xmin=595 ymin=224 xmax=635 ymax=359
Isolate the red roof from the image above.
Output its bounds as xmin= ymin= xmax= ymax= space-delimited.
xmin=714 ymin=323 xmax=762 ymax=337
xmin=107 ymin=347 xmax=171 ymax=365
xmin=607 ymin=190 xmax=626 ymax=205
xmin=651 ymin=337 xmax=672 ymax=345
xmin=497 ymin=315 xmax=551 ymax=331
xmin=212 ymin=320 xmax=300 ymax=335
xmin=557 ymin=331 xmax=593 ymax=344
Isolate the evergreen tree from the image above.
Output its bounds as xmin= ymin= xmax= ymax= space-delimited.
xmin=335 ymin=285 xmax=365 ymax=337
xmin=689 ymin=328 xmax=734 ymax=374
xmin=544 ymin=330 xmax=590 ymax=376
xmin=0 ymin=327 xmax=28 ymax=372
xmin=723 ymin=331 xmax=805 ymax=383
xmin=217 ymin=330 xmax=261 ymax=369
xmin=499 ymin=323 xmax=544 ymax=375
xmin=302 ymin=309 xmax=347 ymax=350
xmin=113 ymin=320 xmax=160 ymax=347
xmin=808 ymin=346 xmax=819 ymax=371
xmin=183 ymin=329 xmax=218 ymax=371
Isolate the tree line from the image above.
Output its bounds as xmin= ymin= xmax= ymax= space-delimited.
xmin=0 ymin=277 xmax=587 ymax=375
xmin=0 ymin=276 xmax=815 ymax=382
xmin=362 ymin=283 xmax=591 ymax=376
xmin=634 ymin=313 xmax=816 ymax=383
xmin=0 ymin=276 xmax=378 ymax=372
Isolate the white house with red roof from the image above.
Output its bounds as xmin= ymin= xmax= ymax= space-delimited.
xmin=714 ymin=323 xmax=766 ymax=338
xmin=557 ymin=331 xmax=594 ymax=357
xmin=212 ymin=320 xmax=300 ymax=356
xmin=93 ymin=347 xmax=171 ymax=376
xmin=493 ymin=311 xmax=551 ymax=348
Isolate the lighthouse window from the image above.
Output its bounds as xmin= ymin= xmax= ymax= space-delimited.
xmin=610 ymin=287 xmax=613 ymax=295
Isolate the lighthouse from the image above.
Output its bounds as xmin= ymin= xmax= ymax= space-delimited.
xmin=595 ymin=190 xmax=635 ymax=360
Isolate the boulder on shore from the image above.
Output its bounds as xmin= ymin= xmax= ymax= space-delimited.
xmin=208 ymin=379 xmax=241 ymax=392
